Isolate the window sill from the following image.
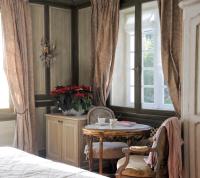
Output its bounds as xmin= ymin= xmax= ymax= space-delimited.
xmin=109 ymin=105 xmax=175 ymax=117
xmin=0 ymin=110 xmax=16 ymax=121
xmin=109 ymin=105 xmax=175 ymax=128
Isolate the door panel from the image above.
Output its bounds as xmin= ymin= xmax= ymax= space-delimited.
xmin=181 ymin=3 xmax=200 ymax=177
xmin=195 ymin=25 xmax=200 ymax=115
xmin=190 ymin=17 xmax=200 ymax=178
xmin=46 ymin=117 xmax=62 ymax=161
xmin=62 ymin=120 xmax=78 ymax=166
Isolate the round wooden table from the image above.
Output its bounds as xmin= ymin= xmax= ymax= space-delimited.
xmin=82 ymin=123 xmax=152 ymax=174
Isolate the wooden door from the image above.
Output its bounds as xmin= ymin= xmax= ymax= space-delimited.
xmin=46 ymin=116 xmax=62 ymax=161
xmin=62 ymin=119 xmax=79 ymax=166
xmin=181 ymin=1 xmax=200 ymax=177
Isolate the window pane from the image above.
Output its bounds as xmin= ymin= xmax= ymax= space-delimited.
xmin=142 ymin=1 xmax=173 ymax=110
xmin=0 ymin=15 xmax=9 ymax=109
xmin=142 ymin=33 xmax=154 ymax=50
xmin=130 ymin=35 xmax=134 ymax=52
xmin=111 ymin=7 xmax=135 ymax=107
xmin=130 ymin=70 xmax=134 ymax=86
xmin=130 ymin=86 xmax=135 ymax=104
xmin=144 ymin=88 xmax=154 ymax=103
xmin=164 ymin=88 xmax=172 ymax=104
xmin=143 ymin=70 xmax=154 ymax=85
xmin=143 ymin=51 xmax=154 ymax=67
xmin=130 ymin=52 xmax=134 ymax=68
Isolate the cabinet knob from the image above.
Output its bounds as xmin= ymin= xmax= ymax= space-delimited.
xmin=58 ymin=120 xmax=63 ymax=123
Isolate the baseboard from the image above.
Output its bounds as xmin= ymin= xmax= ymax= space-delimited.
xmin=38 ymin=149 xmax=46 ymax=158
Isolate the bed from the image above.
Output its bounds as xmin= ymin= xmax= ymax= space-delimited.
xmin=0 ymin=147 xmax=108 ymax=178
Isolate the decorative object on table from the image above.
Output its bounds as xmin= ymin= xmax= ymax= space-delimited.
xmin=109 ymin=118 xmax=118 ymax=126
xmin=97 ymin=117 xmax=106 ymax=125
xmin=51 ymin=85 xmax=93 ymax=115
xmin=117 ymin=121 xmax=136 ymax=127
xmin=40 ymin=38 xmax=56 ymax=67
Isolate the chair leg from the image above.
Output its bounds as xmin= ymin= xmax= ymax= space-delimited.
xmin=88 ymin=136 xmax=93 ymax=171
xmin=115 ymin=173 xmax=121 ymax=178
xmin=110 ymin=159 xmax=116 ymax=173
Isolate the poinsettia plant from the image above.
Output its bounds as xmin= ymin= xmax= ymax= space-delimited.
xmin=51 ymin=85 xmax=93 ymax=112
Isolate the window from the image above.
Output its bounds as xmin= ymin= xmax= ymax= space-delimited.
xmin=111 ymin=7 xmax=135 ymax=108
xmin=111 ymin=1 xmax=173 ymax=111
xmin=0 ymin=14 xmax=10 ymax=109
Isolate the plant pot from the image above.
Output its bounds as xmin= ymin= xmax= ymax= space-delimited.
xmin=62 ymin=108 xmax=85 ymax=116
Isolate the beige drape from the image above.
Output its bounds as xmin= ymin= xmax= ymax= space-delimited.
xmin=158 ymin=0 xmax=182 ymax=115
xmin=0 ymin=0 xmax=36 ymax=153
xmin=91 ymin=0 xmax=120 ymax=106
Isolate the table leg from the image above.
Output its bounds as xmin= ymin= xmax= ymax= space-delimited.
xmin=99 ymin=137 xmax=103 ymax=174
xmin=88 ymin=136 xmax=93 ymax=171
xmin=128 ymin=137 xmax=132 ymax=146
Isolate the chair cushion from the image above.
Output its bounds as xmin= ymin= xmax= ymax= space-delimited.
xmin=117 ymin=155 xmax=155 ymax=178
xmin=85 ymin=142 xmax=128 ymax=159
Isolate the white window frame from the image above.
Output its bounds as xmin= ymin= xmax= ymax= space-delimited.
xmin=111 ymin=1 xmax=174 ymax=112
xmin=0 ymin=13 xmax=12 ymax=112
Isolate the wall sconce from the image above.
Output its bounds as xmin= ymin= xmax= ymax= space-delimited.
xmin=40 ymin=38 xmax=56 ymax=68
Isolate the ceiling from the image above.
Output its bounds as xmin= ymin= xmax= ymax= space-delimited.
xmin=29 ymin=0 xmax=90 ymax=7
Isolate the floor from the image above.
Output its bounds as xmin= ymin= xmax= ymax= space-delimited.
xmin=90 ymin=160 xmax=117 ymax=178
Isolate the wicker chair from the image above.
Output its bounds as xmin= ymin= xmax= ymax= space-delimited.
xmin=85 ymin=106 xmax=128 ymax=170
xmin=116 ymin=127 xmax=168 ymax=178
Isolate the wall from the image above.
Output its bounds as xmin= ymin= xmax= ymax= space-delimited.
xmin=0 ymin=120 xmax=15 ymax=146
xmin=78 ymin=7 xmax=92 ymax=85
xmin=50 ymin=7 xmax=72 ymax=89
xmin=31 ymin=4 xmax=72 ymax=151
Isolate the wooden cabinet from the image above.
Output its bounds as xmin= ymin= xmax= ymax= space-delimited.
xmin=46 ymin=114 xmax=87 ymax=167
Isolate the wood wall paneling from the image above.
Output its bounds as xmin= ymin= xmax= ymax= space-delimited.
xmin=78 ymin=7 xmax=92 ymax=85
xmin=50 ymin=7 xmax=72 ymax=89
xmin=0 ymin=120 xmax=15 ymax=146
xmin=31 ymin=4 xmax=46 ymax=95
xmin=72 ymin=8 xmax=79 ymax=85
xmin=36 ymin=107 xmax=47 ymax=151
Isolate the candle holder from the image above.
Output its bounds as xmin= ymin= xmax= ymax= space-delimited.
xmin=40 ymin=38 xmax=56 ymax=67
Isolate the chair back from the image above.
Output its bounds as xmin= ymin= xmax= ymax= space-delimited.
xmin=87 ymin=106 xmax=115 ymax=124
xmin=154 ymin=127 xmax=169 ymax=178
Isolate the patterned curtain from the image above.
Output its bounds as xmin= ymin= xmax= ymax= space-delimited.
xmin=0 ymin=0 xmax=36 ymax=153
xmin=90 ymin=0 xmax=120 ymax=106
xmin=158 ymin=0 xmax=182 ymax=115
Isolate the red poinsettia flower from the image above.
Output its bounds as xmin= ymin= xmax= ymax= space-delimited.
xmin=74 ymin=92 xmax=85 ymax=97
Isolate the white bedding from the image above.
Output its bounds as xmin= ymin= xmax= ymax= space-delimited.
xmin=0 ymin=147 xmax=108 ymax=178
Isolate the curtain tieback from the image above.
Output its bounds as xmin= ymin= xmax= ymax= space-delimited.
xmin=16 ymin=109 xmax=28 ymax=115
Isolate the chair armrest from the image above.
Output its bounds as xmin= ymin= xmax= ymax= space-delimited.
xmin=122 ymin=146 xmax=156 ymax=155
xmin=130 ymin=146 xmax=156 ymax=154
xmin=116 ymin=146 xmax=157 ymax=178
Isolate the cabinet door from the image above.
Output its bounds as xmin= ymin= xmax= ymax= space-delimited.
xmin=62 ymin=119 xmax=78 ymax=166
xmin=46 ymin=117 xmax=62 ymax=161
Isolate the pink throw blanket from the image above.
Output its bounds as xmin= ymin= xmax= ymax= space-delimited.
xmin=145 ymin=117 xmax=183 ymax=178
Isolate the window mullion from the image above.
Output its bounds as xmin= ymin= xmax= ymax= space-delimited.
xmin=134 ymin=2 xmax=142 ymax=112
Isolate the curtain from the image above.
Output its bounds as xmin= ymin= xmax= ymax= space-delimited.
xmin=158 ymin=0 xmax=182 ymax=115
xmin=91 ymin=0 xmax=120 ymax=106
xmin=0 ymin=0 xmax=36 ymax=153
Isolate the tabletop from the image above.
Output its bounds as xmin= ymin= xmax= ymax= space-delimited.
xmin=84 ymin=122 xmax=152 ymax=131
xmin=83 ymin=122 xmax=152 ymax=137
